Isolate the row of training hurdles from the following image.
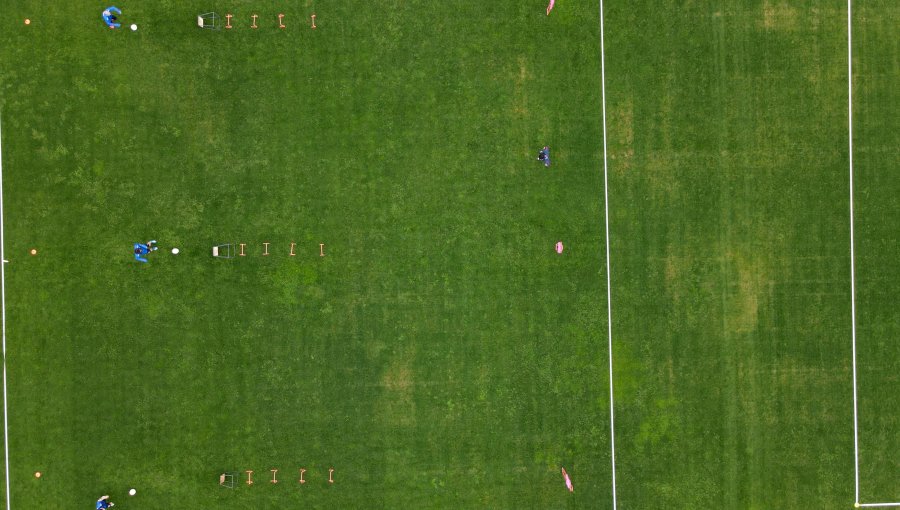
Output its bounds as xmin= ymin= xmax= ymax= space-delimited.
xmin=212 ymin=242 xmax=326 ymax=258
xmin=220 ymin=468 xmax=335 ymax=487
xmin=198 ymin=12 xmax=317 ymax=30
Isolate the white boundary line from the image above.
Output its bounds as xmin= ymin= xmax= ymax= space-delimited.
xmin=597 ymin=0 xmax=618 ymax=508
xmin=847 ymin=0 xmax=861 ymax=505
xmin=594 ymin=1 xmax=887 ymax=507
xmin=594 ymin=1 xmax=892 ymax=507
xmin=0 ymin=112 xmax=11 ymax=510
xmin=848 ymin=0 xmax=900 ymax=506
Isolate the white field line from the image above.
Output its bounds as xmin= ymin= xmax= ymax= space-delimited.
xmin=847 ymin=1 xmax=900 ymax=506
xmin=0 ymin=113 xmax=11 ymax=510
xmin=847 ymin=0 xmax=861 ymax=505
xmin=597 ymin=0 xmax=617 ymax=508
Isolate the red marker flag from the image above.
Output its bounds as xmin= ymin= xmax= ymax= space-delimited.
xmin=546 ymin=0 xmax=556 ymax=15
xmin=561 ymin=467 xmax=574 ymax=492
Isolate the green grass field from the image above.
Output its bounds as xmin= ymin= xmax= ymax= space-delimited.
xmin=0 ymin=1 xmax=896 ymax=508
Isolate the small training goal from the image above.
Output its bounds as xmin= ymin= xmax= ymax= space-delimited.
xmin=219 ymin=472 xmax=237 ymax=488
xmin=198 ymin=12 xmax=220 ymax=30
xmin=212 ymin=244 xmax=234 ymax=258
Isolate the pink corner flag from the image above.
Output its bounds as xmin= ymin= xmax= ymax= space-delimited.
xmin=561 ymin=467 xmax=574 ymax=492
xmin=547 ymin=0 xmax=556 ymax=15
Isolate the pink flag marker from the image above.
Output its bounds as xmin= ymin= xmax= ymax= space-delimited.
xmin=561 ymin=467 xmax=574 ymax=492
xmin=546 ymin=0 xmax=556 ymax=15
xmin=555 ymin=241 xmax=564 ymax=254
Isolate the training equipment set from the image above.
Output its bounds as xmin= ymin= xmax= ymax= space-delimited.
xmin=221 ymin=467 xmax=334 ymax=487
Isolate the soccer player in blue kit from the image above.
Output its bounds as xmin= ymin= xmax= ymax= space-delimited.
xmin=133 ymin=240 xmax=158 ymax=263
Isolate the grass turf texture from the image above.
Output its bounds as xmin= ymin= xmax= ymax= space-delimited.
xmin=603 ymin=1 xmax=899 ymax=507
xmin=0 ymin=1 xmax=609 ymax=508
xmin=0 ymin=1 xmax=896 ymax=509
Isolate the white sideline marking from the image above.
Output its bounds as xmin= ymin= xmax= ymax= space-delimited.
xmin=598 ymin=0 xmax=617 ymax=508
xmin=847 ymin=0 xmax=861 ymax=505
xmin=847 ymin=1 xmax=900 ymax=506
xmin=0 ymin=113 xmax=11 ymax=509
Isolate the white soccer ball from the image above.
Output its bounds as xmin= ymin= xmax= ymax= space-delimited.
xmin=171 ymin=248 xmax=179 ymax=255
xmin=130 ymin=24 xmax=137 ymax=31
xmin=129 ymin=489 xmax=136 ymax=496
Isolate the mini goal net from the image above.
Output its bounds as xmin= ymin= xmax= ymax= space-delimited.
xmin=219 ymin=472 xmax=237 ymax=489
xmin=198 ymin=12 xmax=220 ymax=30
xmin=212 ymin=244 xmax=234 ymax=258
